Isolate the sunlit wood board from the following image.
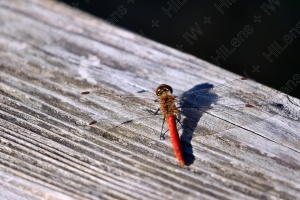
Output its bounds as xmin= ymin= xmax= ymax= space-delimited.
xmin=0 ymin=0 xmax=299 ymax=199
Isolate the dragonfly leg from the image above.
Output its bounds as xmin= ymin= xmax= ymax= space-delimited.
xmin=160 ymin=117 xmax=166 ymax=140
xmin=161 ymin=129 xmax=169 ymax=140
xmin=176 ymin=119 xmax=183 ymax=129
xmin=146 ymin=108 xmax=161 ymax=115
xmin=174 ymin=118 xmax=186 ymax=135
xmin=153 ymin=108 xmax=160 ymax=115
xmin=160 ymin=117 xmax=181 ymax=140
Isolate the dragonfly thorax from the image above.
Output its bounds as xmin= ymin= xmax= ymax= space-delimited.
xmin=159 ymin=93 xmax=178 ymax=117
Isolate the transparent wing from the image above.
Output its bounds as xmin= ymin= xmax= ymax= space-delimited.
xmin=80 ymin=77 xmax=299 ymax=138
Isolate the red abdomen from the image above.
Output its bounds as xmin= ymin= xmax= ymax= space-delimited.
xmin=167 ymin=115 xmax=185 ymax=166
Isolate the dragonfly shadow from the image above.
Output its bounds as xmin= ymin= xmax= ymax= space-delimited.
xmin=179 ymin=83 xmax=218 ymax=166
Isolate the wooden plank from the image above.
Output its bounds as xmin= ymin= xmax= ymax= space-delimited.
xmin=0 ymin=0 xmax=299 ymax=199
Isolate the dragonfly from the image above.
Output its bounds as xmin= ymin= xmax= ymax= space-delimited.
xmin=155 ymin=84 xmax=185 ymax=166
xmin=80 ymin=77 xmax=296 ymax=166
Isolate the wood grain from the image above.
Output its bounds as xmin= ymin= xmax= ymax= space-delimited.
xmin=0 ymin=0 xmax=299 ymax=199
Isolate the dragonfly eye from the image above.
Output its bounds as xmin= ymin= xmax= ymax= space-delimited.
xmin=156 ymin=84 xmax=173 ymax=96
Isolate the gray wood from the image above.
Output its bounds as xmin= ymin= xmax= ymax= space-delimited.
xmin=0 ymin=0 xmax=299 ymax=199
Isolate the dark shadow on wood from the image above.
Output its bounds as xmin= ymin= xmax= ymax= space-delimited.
xmin=179 ymin=83 xmax=218 ymax=166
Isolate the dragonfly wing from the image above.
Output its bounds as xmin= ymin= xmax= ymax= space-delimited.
xmin=176 ymin=77 xmax=299 ymax=137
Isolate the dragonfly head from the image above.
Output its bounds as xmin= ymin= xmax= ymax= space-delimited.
xmin=156 ymin=84 xmax=173 ymax=96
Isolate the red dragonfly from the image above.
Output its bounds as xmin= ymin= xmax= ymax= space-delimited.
xmin=80 ymin=77 xmax=293 ymax=166
xmin=155 ymin=84 xmax=185 ymax=166
xmin=81 ymin=83 xmax=186 ymax=165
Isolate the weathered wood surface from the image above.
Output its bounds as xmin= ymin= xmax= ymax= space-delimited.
xmin=0 ymin=0 xmax=300 ymax=199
